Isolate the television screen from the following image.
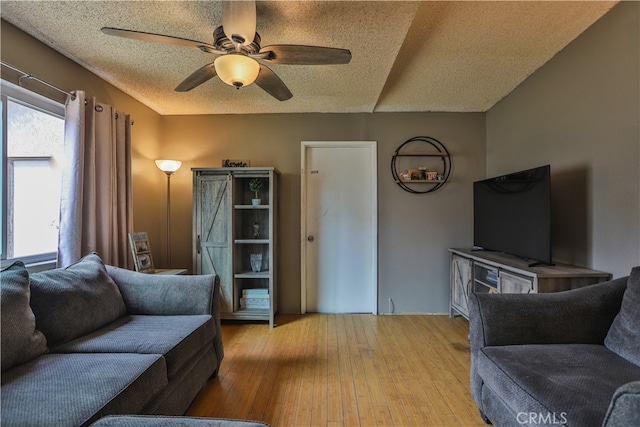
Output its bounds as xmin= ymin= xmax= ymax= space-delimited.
xmin=473 ymin=165 xmax=552 ymax=265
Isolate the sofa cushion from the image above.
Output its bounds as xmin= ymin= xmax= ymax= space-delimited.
xmin=51 ymin=315 xmax=214 ymax=379
xmin=605 ymin=266 xmax=640 ymax=366
xmin=29 ymin=253 xmax=127 ymax=345
xmin=106 ymin=265 xmax=216 ymax=315
xmin=0 ymin=353 xmax=167 ymax=427
xmin=0 ymin=262 xmax=48 ymax=371
xmin=142 ymin=345 xmax=218 ymax=415
xmin=477 ymin=344 xmax=640 ymax=427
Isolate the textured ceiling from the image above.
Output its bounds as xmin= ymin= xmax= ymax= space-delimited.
xmin=1 ymin=1 xmax=617 ymax=115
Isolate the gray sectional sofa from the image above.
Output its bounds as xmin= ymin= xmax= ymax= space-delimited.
xmin=469 ymin=267 xmax=640 ymax=426
xmin=1 ymin=253 xmax=224 ymax=427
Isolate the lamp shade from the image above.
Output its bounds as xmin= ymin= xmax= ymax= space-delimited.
xmin=155 ymin=159 xmax=182 ymax=175
xmin=214 ymin=54 xmax=260 ymax=88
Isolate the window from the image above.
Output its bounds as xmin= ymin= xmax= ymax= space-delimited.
xmin=1 ymin=81 xmax=65 ymax=265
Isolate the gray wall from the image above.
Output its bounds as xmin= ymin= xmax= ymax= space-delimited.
xmin=486 ymin=1 xmax=640 ymax=278
xmin=160 ymin=112 xmax=486 ymax=314
xmin=2 ymin=20 xmax=487 ymax=316
xmin=6 ymin=1 xmax=636 ymax=316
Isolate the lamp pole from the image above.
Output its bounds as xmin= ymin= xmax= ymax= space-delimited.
xmin=165 ymin=172 xmax=173 ymax=266
xmin=155 ymin=160 xmax=182 ymax=268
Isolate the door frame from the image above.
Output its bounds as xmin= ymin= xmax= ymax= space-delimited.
xmin=300 ymin=141 xmax=378 ymax=314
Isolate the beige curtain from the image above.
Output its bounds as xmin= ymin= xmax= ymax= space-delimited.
xmin=57 ymin=90 xmax=133 ymax=268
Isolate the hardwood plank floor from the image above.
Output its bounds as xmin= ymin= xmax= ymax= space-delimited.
xmin=187 ymin=314 xmax=486 ymax=427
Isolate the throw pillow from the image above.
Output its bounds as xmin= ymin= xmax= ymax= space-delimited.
xmin=605 ymin=266 xmax=640 ymax=365
xmin=1 ymin=262 xmax=48 ymax=371
xmin=29 ymin=253 xmax=127 ymax=345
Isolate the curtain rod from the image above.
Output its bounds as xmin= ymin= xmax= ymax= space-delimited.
xmin=1 ymin=61 xmax=75 ymax=100
xmin=2 ymin=61 xmax=134 ymax=125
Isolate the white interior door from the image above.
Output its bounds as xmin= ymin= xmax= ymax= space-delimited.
xmin=301 ymin=141 xmax=377 ymax=314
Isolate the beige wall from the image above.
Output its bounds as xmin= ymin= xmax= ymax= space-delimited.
xmin=160 ymin=113 xmax=486 ymax=314
xmin=1 ymin=21 xmax=166 ymax=264
xmin=486 ymin=2 xmax=640 ymax=278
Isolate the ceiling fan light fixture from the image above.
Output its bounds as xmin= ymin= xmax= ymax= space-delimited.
xmin=214 ymin=54 xmax=260 ymax=89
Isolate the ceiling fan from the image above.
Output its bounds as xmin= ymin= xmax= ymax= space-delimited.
xmin=101 ymin=0 xmax=351 ymax=101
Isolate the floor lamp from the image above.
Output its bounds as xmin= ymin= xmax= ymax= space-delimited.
xmin=155 ymin=159 xmax=182 ymax=267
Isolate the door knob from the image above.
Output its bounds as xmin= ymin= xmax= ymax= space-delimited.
xmin=307 ymin=235 xmax=314 ymax=242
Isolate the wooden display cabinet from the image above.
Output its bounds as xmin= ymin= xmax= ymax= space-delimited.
xmin=193 ymin=167 xmax=279 ymax=327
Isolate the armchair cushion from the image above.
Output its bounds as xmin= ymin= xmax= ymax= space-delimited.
xmin=29 ymin=253 xmax=126 ymax=345
xmin=478 ymin=344 xmax=640 ymax=427
xmin=605 ymin=267 xmax=640 ymax=365
xmin=0 ymin=262 xmax=48 ymax=371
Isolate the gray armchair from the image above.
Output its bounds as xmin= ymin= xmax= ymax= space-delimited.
xmin=468 ymin=276 xmax=640 ymax=426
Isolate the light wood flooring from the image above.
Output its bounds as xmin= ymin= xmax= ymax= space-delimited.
xmin=187 ymin=314 xmax=486 ymax=427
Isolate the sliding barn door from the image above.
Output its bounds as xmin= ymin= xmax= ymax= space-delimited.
xmin=193 ymin=173 xmax=233 ymax=313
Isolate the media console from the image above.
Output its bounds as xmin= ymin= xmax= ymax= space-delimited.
xmin=449 ymin=248 xmax=612 ymax=319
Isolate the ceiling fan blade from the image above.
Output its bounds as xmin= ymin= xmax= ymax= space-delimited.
xmin=175 ymin=63 xmax=217 ymax=92
xmin=101 ymin=27 xmax=223 ymax=54
xmin=255 ymin=64 xmax=292 ymax=101
xmin=260 ymin=45 xmax=352 ymax=65
xmin=222 ymin=0 xmax=256 ymax=46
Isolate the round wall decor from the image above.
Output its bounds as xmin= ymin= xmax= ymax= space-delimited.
xmin=390 ymin=136 xmax=451 ymax=194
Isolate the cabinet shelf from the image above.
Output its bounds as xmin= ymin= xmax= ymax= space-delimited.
xmin=474 ymin=263 xmax=498 ymax=291
xmin=235 ymin=308 xmax=270 ymax=316
xmin=234 ymin=205 xmax=270 ymax=210
xmin=394 ymin=153 xmax=448 ymax=157
xmin=235 ymin=271 xmax=270 ymax=279
xmin=395 ymin=179 xmax=445 ymax=184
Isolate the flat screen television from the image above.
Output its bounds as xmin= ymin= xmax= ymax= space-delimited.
xmin=473 ymin=165 xmax=552 ymax=266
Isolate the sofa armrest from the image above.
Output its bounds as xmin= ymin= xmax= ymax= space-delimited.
xmin=106 ymin=266 xmax=218 ymax=316
xmin=210 ymin=276 xmax=224 ymax=364
xmin=603 ymin=381 xmax=640 ymax=427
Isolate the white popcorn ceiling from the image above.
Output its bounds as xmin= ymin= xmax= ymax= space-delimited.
xmin=1 ymin=1 xmax=617 ymax=115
